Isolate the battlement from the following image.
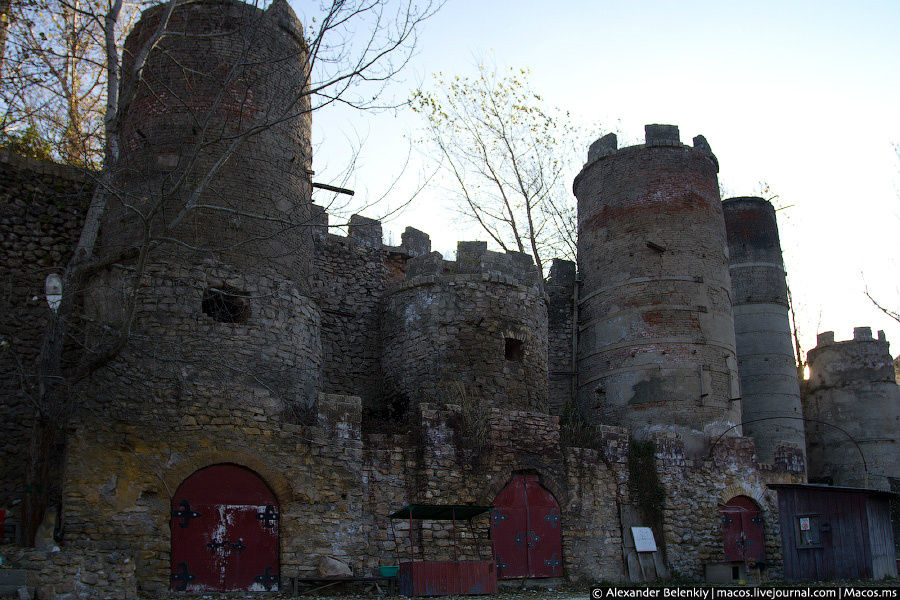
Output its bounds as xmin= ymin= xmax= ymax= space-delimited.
xmin=310 ymin=204 xmax=431 ymax=257
xmin=402 ymin=241 xmax=542 ymax=289
xmin=807 ymin=326 xmax=895 ymax=389
xmin=584 ymin=123 xmax=717 ymax=165
xmin=812 ymin=326 xmax=888 ymax=348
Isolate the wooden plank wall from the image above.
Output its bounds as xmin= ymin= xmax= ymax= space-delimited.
xmin=866 ymin=497 xmax=899 ymax=580
xmin=778 ymin=488 xmax=875 ymax=581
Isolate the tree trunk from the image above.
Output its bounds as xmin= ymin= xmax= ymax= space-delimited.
xmin=21 ymin=414 xmax=57 ymax=546
xmin=0 ymin=0 xmax=11 ymax=77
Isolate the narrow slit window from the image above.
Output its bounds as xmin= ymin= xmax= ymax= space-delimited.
xmin=202 ymin=285 xmax=251 ymax=323
xmin=505 ymin=338 xmax=524 ymax=362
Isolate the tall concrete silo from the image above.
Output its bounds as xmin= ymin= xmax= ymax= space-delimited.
xmin=723 ymin=197 xmax=805 ymax=466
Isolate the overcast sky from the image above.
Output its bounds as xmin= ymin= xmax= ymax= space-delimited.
xmin=296 ymin=0 xmax=900 ymax=360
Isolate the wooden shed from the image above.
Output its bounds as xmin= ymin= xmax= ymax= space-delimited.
xmin=769 ymin=483 xmax=897 ymax=581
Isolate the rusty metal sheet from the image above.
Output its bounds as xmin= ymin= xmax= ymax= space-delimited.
xmin=398 ymin=560 xmax=496 ymax=596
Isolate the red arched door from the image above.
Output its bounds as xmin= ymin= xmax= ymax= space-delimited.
xmin=721 ymin=495 xmax=765 ymax=564
xmin=170 ymin=464 xmax=279 ymax=592
xmin=491 ymin=474 xmax=562 ymax=579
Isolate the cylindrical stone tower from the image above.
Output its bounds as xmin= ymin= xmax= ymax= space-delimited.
xmin=86 ymin=0 xmax=321 ymax=420
xmin=381 ymin=242 xmax=548 ymax=413
xmin=105 ymin=0 xmax=314 ymax=280
xmin=573 ymin=124 xmax=741 ymax=433
xmin=804 ymin=328 xmax=900 ymax=490
xmin=723 ymin=197 xmax=805 ymax=466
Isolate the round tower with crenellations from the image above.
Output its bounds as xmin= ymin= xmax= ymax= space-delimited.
xmin=572 ymin=124 xmax=741 ymax=435
xmin=804 ymin=328 xmax=900 ymax=490
xmin=380 ymin=242 xmax=548 ymax=414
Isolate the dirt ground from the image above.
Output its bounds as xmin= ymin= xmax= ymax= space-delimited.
xmin=149 ymin=585 xmax=591 ymax=600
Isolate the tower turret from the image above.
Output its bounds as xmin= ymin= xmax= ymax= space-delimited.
xmin=573 ymin=124 xmax=740 ymax=434
xmin=804 ymin=328 xmax=900 ymax=490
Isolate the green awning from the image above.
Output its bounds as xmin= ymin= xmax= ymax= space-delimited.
xmin=389 ymin=504 xmax=492 ymax=520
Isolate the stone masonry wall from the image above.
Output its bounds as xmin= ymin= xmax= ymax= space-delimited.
xmin=310 ymin=216 xmax=402 ymax=411
xmin=804 ymin=328 xmax=900 ymax=490
xmin=60 ymin=393 xmax=368 ymax=595
xmin=574 ymin=126 xmax=741 ymax=434
xmin=2 ymin=545 xmax=137 ymax=600
xmin=381 ymin=242 xmax=549 ymax=413
xmin=0 ymin=150 xmax=93 ymax=516
xmin=107 ymin=0 xmax=315 ymax=286
xmin=547 ymin=258 xmax=576 ymax=413
xmin=83 ymin=258 xmax=322 ymax=421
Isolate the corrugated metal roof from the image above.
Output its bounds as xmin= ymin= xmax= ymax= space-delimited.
xmin=767 ymin=482 xmax=897 ymax=498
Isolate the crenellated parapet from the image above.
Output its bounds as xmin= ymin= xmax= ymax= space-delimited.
xmin=577 ymin=124 xmax=718 ymax=189
xmin=381 ymin=241 xmax=548 ymax=414
xmin=804 ymin=327 xmax=900 ymax=490
xmin=573 ymin=123 xmax=739 ymax=435
xmin=402 ymin=241 xmax=543 ymax=289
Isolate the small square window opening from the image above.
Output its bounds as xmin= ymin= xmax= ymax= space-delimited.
xmin=202 ymin=286 xmax=251 ymax=323
xmin=505 ymin=338 xmax=524 ymax=362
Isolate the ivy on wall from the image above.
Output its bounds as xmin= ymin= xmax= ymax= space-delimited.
xmin=627 ymin=438 xmax=666 ymax=552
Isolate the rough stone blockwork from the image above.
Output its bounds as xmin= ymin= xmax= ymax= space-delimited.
xmin=381 ymin=242 xmax=549 ymax=413
xmin=0 ymin=150 xmax=93 ymax=511
xmin=0 ymin=14 xmax=848 ymax=588
xmin=1 ymin=545 xmax=137 ymax=600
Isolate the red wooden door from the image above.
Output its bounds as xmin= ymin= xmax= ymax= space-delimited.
xmin=171 ymin=464 xmax=279 ymax=592
xmin=491 ymin=474 xmax=562 ymax=579
xmin=525 ymin=478 xmax=563 ymax=577
xmin=721 ymin=496 xmax=765 ymax=563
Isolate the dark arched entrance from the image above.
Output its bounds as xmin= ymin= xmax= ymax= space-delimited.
xmin=721 ymin=495 xmax=765 ymax=564
xmin=491 ymin=473 xmax=562 ymax=579
xmin=170 ymin=464 xmax=279 ymax=592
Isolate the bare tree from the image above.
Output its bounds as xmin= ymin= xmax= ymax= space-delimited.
xmin=7 ymin=0 xmax=438 ymax=544
xmin=0 ymin=0 xmax=137 ymax=166
xmin=411 ymin=64 xmax=590 ymax=273
xmin=866 ymin=144 xmax=900 ymax=326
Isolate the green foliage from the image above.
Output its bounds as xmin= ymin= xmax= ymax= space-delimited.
xmin=0 ymin=126 xmax=55 ymax=161
xmin=627 ymin=438 xmax=666 ymax=551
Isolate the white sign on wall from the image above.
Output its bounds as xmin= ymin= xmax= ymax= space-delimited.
xmin=631 ymin=526 xmax=658 ymax=552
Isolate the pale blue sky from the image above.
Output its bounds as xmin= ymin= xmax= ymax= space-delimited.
xmin=297 ymin=0 xmax=900 ymax=359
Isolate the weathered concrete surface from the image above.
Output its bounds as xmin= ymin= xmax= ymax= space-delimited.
xmin=573 ymin=125 xmax=740 ymax=435
xmin=804 ymin=328 xmax=900 ymax=490
xmin=724 ymin=197 xmax=805 ymax=469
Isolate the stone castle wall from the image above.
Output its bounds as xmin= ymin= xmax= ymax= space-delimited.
xmin=0 ymin=150 xmax=93 ymax=514
xmin=106 ymin=0 xmax=315 ymax=285
xmin=547 ymin=258 xmax=576 ymax=413
xmin=381 ymin=242 xmax=549 ymax=413
xmin=310 ymin=213 xmax=414 ymax=411
xmin=723 ymin=196 xmax=806 ymax=467
xmin=55 ymin=392 xmax=799 ymax=594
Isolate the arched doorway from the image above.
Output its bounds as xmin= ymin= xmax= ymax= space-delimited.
xmin=721 ymin=495 xmax=765 ymax=564
xmin=491 ymin=473 xmax=562 ymax=579
xmin=170 ymin=464 xmax=279 ymax=592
